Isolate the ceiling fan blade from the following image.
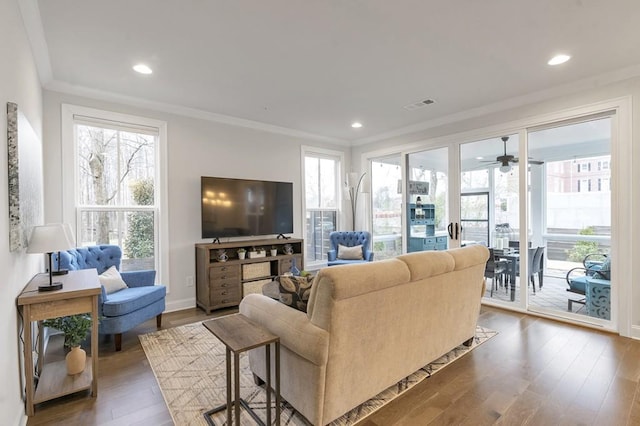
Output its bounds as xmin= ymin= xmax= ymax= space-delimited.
xmin=529 ymin=160 xmax=544 ymax=165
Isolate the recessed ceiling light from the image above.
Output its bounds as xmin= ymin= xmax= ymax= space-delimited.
xmin=476 ymin=156 xmax=484 ymax=160
xmin=547 ymin=54 xmax=571 ymax=66
xmin=133 ymin=64 xmax=153 ymax=74
xmin=351 ymin=122 xmax=363 ymax=128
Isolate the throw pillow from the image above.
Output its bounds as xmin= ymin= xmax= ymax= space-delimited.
xmin=99 ymin=265 xmax=128 ymax=294
xmin=337 ymin=244 xmax=364 ymax=260
xmin=277 ymin=275 xmax=314 ymax=312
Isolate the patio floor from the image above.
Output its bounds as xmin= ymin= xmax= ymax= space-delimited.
xmin=483 ymin=265 xmax=590 ymax=318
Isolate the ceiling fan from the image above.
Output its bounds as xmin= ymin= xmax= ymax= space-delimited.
xmin=484 ymin=136 xmax=544 ymax=172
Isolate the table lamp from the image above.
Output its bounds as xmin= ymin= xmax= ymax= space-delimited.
xmin=52 ymin=223 xmax=75 ymax=276
xmin=27 ymin=224 xmax=74 ymax=291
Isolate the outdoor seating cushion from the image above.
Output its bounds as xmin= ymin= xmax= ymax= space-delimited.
xmin=568 ymin=275 xmax=588 ymax=294
xmin=102 ymin=285 xmax=166 ymax=317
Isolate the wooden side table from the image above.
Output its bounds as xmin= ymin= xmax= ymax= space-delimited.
xmin=203 ymin=313 xmax=280 ymax=426
xmin=17 ymin=269 xmax=101 ymax=416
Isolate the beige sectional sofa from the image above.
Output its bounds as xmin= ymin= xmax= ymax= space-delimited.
xmin=239 ymin=245 xmax=489 ymax=425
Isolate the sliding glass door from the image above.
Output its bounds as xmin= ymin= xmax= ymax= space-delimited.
xmin=527 ymin=116 xmax=612 ymax=323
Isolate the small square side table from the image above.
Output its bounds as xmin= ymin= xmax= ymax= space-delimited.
xmin=203 ymin=313 xmax=280 ymax=425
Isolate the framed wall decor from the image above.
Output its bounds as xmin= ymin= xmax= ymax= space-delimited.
xmin=7 ymin=102 xmax=44 ymax=251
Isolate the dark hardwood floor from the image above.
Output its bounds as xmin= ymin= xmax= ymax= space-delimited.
xmin=27 ymin=306 xmax=640 ymax=426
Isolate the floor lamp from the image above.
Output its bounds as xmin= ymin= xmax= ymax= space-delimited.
xmin=346 ymin=172 xmax=367 ymax=230
xmin=27 ymin=224 xmax=74 ymax=292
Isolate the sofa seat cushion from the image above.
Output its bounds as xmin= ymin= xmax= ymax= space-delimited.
xmin=102 ymin=285 xmax=166 ymax=317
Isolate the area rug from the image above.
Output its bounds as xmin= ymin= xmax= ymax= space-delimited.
xmin=140 ymin=322 xmax=497 ymax=425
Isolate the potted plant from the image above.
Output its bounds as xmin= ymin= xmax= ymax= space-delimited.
xmin=237 ymin=247 xmax=246 ymax=260
xmin=42 ymin=314 xmax=93 ymax=375
xmin=270 ymin=246 xmax=278 ymax=257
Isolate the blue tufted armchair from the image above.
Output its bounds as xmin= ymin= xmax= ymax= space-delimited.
xmin=56 ymin=245 xmax=166 ymax=351
xmin=327 ymin=231 xmax=374 ymax=266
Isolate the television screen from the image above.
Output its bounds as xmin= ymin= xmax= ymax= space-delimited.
xmin=201 ymin=176 xmax=293 ymax=239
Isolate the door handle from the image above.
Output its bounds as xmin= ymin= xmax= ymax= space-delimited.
xmin=448 ymin=223 xmax=453 ymax=239
xmin=455 ymin=223 xmax=459 ymax=240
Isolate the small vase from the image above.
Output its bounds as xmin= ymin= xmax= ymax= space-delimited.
xmin=238 ymin=252 xmax=246 ymax=260
xmin=66 ymin=346 xmax=86 ymax=375
xmin=270 ymin=249 xmax=278 ymax=257
xmin=290 ymin=258 xmax=300 ymax=276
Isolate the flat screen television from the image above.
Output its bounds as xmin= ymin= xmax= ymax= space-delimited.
xmin=201 ymin=176 xmax=294 ymax=239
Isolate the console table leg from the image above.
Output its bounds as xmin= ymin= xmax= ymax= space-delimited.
xmin=234 ymin=352 xmax=240 ymax=425
xmin=276 ymin=341 xmax=281 ymax=425
xmin=266 ymin=344 xmax=272 ymax=425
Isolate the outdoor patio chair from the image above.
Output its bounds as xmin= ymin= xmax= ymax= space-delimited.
xmin=486 ymin=248 xmax=508 ymax=297
xmin=565 ymin=253 xmax=609 ymax=314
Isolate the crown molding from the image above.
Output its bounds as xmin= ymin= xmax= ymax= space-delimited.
xmin=45 ymin=80 xmax=349 ymax=145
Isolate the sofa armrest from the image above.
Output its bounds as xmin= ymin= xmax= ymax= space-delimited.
xmin=239 ymin=294 xmax=329 ymax=367
xmin=121 ymin=270 xmax=156 ymax=288
xmin=364 ymin=249 xmax=374 ymax=261
xmin=327 ymin=250 xmax=337 ymax=261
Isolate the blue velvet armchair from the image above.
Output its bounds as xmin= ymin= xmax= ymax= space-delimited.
xmin=56 ymin=245 xmax=166 ymax=351
xmin=327 ymin=231 xmax=374 ymax=266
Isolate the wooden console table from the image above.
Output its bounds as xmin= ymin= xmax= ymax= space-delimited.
xmin=17 ymin=269 xmax=101 ymax=416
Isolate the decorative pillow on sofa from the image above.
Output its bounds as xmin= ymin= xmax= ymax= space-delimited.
xmin=99 ymin=265 xmax=128 ymax=294
xmin=277 ymin=275 xmax=314 ymax=312
xmin=337 ymin=244 xmax=364 ymax=260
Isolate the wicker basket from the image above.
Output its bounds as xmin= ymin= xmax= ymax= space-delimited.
xmin=242 ymin=262 xmax=271 ymax=280
xmin=243 ymin=278 xmax=273 ymax=297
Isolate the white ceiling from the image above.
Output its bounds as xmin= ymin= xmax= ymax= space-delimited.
xmin=27 ymin=0 xmax=640 ymax=144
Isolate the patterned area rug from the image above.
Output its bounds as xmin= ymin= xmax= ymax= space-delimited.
xmin=140 ymin=322 xmax=497 ymax=425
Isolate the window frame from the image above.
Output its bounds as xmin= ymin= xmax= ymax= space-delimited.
xmin=301 ymin=146 xmax=345 ymax=268
xmin=61 ymin=104 xmax=169 ymax=288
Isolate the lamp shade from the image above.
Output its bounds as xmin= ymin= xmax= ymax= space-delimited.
xmin=27 ymin=224 xmax=74 ymax=254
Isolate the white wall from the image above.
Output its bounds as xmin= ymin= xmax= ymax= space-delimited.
xmin=353 ymin=76 xmax=640 ymax=336
xmin=42 ymin=91 xmax=349 ymax=311
xmin=0 ymin=1 xmax=45 ymax=424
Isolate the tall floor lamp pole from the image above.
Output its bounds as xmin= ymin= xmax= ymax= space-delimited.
xmin=347 ymin=172 xmax=366 ymax=230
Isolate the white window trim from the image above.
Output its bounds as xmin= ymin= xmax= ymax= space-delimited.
xmin=61 ymin=104 xmax=170 ymax=292
xmin=301 ymin=145 xmax=345 ymax=268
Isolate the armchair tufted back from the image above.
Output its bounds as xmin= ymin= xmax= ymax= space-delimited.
xmin=56 ymin=245 xmax=122 ymax=275
xmin=329 ymin=231 xmax=371 ymax=251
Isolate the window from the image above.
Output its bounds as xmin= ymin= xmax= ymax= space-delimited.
xmin=302 ymin=147 xmax=343 ymax=266
xmin=62 ymin=105 xmax=168 ymax=282
xmin=578 ymin=179 xmax=591 ymax=192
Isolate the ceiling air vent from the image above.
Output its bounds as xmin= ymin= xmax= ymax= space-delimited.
xmin=403 ymin=99 xmax=436 ymax=111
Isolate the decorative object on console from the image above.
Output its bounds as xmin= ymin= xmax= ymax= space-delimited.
xmin=270 ymin=246 xmax=278 ymax=256
xmin=283 ymin=243 xmax=294 ymax=255
xmin=42 ymin=314 xmax=93 ymax=375
xmin=27 ymin=224 xmax=74 ymax=291
xmin=237 ymin=248 xmax=246 ymax=259
xmin=216 ymin=249 xmax=229 ymax=262
xmin=289 ymin=257 xmax=300 ymax=276
xmin=345 ymin=172 xmax=368 ymax=230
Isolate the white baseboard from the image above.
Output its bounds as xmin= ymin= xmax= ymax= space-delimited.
xmin=165 ymin=297 xmax=196 ymax=313
xmin=631 ymin=325 xmax=640 ymax=340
